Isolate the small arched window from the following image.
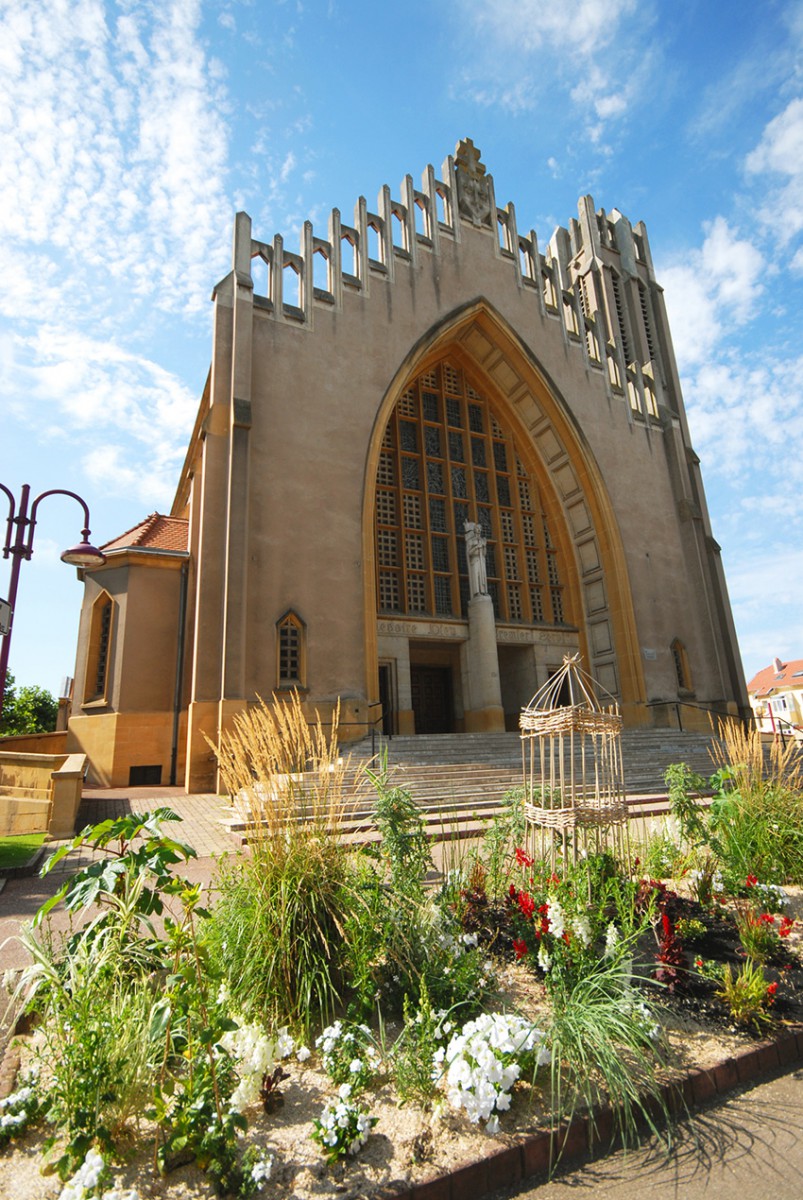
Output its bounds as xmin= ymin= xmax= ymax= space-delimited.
xmin=276 ymin=610 xmax=307 ymax=690
xmin=85 ymin=591 xmax=114 ymax=703
xmin=671 ymin=639 xmax=693 ymax=695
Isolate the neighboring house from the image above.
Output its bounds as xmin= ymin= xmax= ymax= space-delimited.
xmin=747 ymin=658 xmax=803 ymax=738
xmin=66 ymin=139 xmax=749 ymax=791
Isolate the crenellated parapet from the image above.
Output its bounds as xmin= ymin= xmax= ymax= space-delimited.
xmin=217 ymin=139 xmax=680 ymax=428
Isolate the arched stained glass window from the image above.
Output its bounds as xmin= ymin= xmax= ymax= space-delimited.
xmin=375 ymin=360 xmax=567 ymax=625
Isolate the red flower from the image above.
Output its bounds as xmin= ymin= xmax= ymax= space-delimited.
xmin=746 ymin=874 xmax=758 ymax=888
xmin=515 ymin=847 xmax=534 ymax=868
xmin=518 ymin=892 xmax=536 ymax=920
xmin=760 ymin=913 xmax=776 ymax=926
xmin=513 ymin=938 xmax=528 ymax=960
xmin=780 ymin=917 xmax=794 ymax=938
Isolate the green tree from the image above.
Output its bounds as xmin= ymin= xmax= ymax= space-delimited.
xmin=0 ymin=672 xmax=59 ymax=735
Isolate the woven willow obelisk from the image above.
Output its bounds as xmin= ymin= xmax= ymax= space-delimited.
xmin=519 ymin=654 xmax=630 ymax=870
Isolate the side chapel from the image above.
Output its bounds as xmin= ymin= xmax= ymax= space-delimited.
xmin=66 ymin=140 xmax=749 ymax=790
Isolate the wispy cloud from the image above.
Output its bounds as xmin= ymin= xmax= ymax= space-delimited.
xmin=451 ymin=0 xmax=653 ymax=136
xmin=745 ymin=97 xmax=803 ymax=247
xmin=0 ymin=0 xmax=233 ymax=319
xmin=661 ymin=217 xmax=765 ymax=369
xmin=5 ymin=325 xmax=197 ymax=506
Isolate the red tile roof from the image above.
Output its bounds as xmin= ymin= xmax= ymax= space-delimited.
xmin=102 ymin=513 xmax=188 ymax=554
xmin=747 ymin=658 xmax=803 ymax=697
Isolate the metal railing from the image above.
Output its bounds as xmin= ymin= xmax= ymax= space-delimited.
xmin=645 ymin=698 xmax=801 ymax=746
xmin=315 ymin=702 xmax=386 ymax=758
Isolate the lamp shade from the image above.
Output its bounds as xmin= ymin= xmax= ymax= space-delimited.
xmin=60 ymin=540 xmax=106 ymax=568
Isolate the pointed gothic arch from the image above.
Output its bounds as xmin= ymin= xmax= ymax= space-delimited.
xmin=362 ymin=299 xmax=647 ymax=731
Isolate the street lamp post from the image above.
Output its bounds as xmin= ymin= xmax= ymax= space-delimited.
xmin=0 ymin=482 xmax=106 ymax=722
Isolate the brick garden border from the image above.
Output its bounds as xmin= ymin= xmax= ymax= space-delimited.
xmin=0 ymin=1024 xmax=800 ymax=1196
xmin=394 ymin=1026 xmax=803 ymax=1200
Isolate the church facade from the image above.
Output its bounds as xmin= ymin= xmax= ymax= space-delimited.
xmin=67 ymin=140 xmax=748 ymax=791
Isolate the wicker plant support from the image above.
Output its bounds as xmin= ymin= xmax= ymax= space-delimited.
xmin=520 ymin=654 xmax=631 ymax=872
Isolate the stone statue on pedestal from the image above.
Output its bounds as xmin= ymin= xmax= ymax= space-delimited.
xmin=464 ymin=520 xmax=488 ymax=597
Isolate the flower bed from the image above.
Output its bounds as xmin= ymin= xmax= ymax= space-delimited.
xmin=1 ymin=707 xmax=802 ymax=1200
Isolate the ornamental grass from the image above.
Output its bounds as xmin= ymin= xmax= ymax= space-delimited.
xmin=204 ymin=693 xmax=364 ymax=1035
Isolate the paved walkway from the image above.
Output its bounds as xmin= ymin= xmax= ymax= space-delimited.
xmin=0 ymin=786 xmax=241 ymax=972
xmin=490 ymin=1067 xmax=803 ymax=1200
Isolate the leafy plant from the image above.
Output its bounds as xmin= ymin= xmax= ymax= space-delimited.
xmin=734 ymin=904 xmax=791 ymax=964
xmin=667 ymin=723 xmax=803 ymax=888
xmin=12 ymin=811 xmax=198 ymax=1179
xmin=715 ymin=959 xmax=775 ymax=1031
xmin=674 ymin=917 xmax=706 ymax=943
xmin=366 ymin=756 xmax=433 ymax=901
xmin=481 ymin=787 xmax=527 ymax=899
xmin=638 ymin=829 xmax=688 ymax=879
xmin=391 ymin=980 xmax=444 ymax=1108
xmin=311 ymin=1097 xmax=377 ymax=1163
xmin=315 ymin=1020 xmax=381 ymax=1093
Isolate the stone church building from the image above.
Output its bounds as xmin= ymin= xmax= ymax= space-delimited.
xmin=66 ymin=140 xmax=748 ymax=791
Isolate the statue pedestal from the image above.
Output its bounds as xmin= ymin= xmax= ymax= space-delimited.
xmin=464 ymin=593 xmax=505 ymax=732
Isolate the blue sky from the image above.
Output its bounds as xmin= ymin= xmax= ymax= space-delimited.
xmin=1 ymin=0 xmax=802 ymax=697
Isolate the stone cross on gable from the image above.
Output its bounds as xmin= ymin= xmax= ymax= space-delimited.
xmin=454 ymin=137 xmax=492 ymax=229
xmin=455 ymin=137 xmax=486 ymax=179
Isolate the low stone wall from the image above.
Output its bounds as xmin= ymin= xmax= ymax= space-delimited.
xmin=0 ymin=750 xmax=86 ymax=838
xmin=0 ymin=730 xmax=68 ymax=755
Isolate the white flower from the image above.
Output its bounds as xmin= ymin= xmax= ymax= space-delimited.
xmin=572 ymin=915 xmax=591 ymax=947
xmin=250 ymin=1152 xmax=273 ymax=1186
xmin=537 ymin=943 xmax=552 ymax=973
xmin=296 ymin=1044 xmax=311 ymax=1062
xmin=338 ymin=1082 xmax=352 ymax=1100
xmin=604 ymin=923 xmax=621 ymax=957
xmin=546 ymin=897 xmax=565 ymax=938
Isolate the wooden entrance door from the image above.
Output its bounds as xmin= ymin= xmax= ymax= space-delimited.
xmin=410 ymin=666 xmax=452 ymax=733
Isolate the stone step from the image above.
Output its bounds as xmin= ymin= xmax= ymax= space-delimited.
xmin=223 ymin=728 xmax=719 ymax=848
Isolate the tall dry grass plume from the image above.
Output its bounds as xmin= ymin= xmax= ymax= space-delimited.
xmin=209 ymin=691 xmax=353 ymax=841
xmin=712 ymin=717 xmax=803 ymax=796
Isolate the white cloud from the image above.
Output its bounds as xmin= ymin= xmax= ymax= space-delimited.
xmin=453 ymin=0 xmax=651 ymax=134
xmin=724 ymin=542 xmax=803 ymax=679
xmin=5 ymin=323 xmax=197 ymax=506
xmin=745 ymin=96 xmax=803 ymax=242
xmin=683 ymin=356 xmax=803 ymax=481
xmin=0 ymin=0 xmax=233 ymax=319
xmin=661 ymin=217 xmax=764 ymax=369
xmin=462 ymin=0 xmax=638 ymax=59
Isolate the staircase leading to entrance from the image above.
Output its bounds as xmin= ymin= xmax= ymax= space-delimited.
xmin=221 ymin=728 xmax=723 ymax=845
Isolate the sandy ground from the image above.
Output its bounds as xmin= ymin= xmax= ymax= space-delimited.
xmin=0 ymin=962 xmax=754 ymax=1200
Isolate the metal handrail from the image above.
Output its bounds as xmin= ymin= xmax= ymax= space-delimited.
xmin=313 ymin=704 xmax=386 ymax=757
xmin=645 ymin=697 xmax=800 ymax=744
